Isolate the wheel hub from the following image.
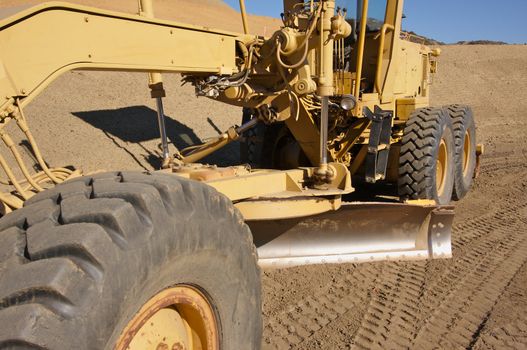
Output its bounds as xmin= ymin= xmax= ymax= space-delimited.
xmin=436 ymin=138 xmax=448 ymax=195
xmin=462 ymin=130 xmax=471 ymax=177
xmin=116 ymin=285 xmax=219 ymax=350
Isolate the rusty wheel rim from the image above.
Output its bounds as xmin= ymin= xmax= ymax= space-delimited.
xmin=462 ymin=130 xmax=471 ymax=177
xmin=116 ymin=285 xmax=219 ymax=350
xmin=436 ymin=138 xmax=448 ymax=196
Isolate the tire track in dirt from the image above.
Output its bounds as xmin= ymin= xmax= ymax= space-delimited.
xmin=450 ymin=154 xmax=527 ymax=223
xmin=451 ymin=185 xmax=527 ymax=249
xmin=471 ymin=258 xmax=527 ymax=350
xmin=479 ymin=159 xmax=527 ymax=174
xmin=263 ymin=264 xmax=384 ymax=349
xmin=412 ymin=230 xmax=527 ymax=349
xmin=471 ymin=249 xmax=527 ymax=350
xmin=352 ymin=186 xmax=527 ymax=349
xmin=474 ymin=319 xmax=527 ymax=350
xmin=352 ymin=263 xmax=427 ymax=349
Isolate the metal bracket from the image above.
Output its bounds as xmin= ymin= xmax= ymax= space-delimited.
xmin=364 ymin=106 xmax=393 ymax=183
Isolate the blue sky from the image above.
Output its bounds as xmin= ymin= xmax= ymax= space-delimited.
xmin=224 ymin=0 xmax=527 ymax=44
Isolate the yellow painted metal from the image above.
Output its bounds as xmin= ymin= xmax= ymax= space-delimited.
xmin=0 ymin=0 xmax=450 ymax=238
xmin=180 ymin=135 xmax=232 ymax=164
xmin=348 ymin=0 xmax=434 ymax=115
xmin=436 ymin=138 xmax=448 ymax=196
xmin=168 ymin=162 xmax=352 ymax=220
xmin=317 ymin=0 xmax=335 ymax=96
xmin=397 ymin=40 xmax=434 ymax=100
xmin=396 ymin=96 xmax=430 ymax=120
xmin=207 ymin=170 xmax=303 ymax=201
xmin=124 ymin=309 xmax=190 ymax=349
xmin=177 ymin=121 xmax=253 ymax=164
xmin=116 ymin=285 xmax=218 ymax=350
xmin=0 ymin=129 xmax=43 ymax=192
xmin=239 ymin=0 xmax=250 ymax=34
xmin=201 ymin=166 xmax=351 ymax=202
xmin=0 ymin=2 xmax=241 ymax=110
xmin=463 ymin=130 xmax=471 ymax=177
xmin=376 ymin=0 xmax=403 ymax=104
xmin=15 ymin=106 xmax=62 ymax=184
xmin=331 ymin=118 xmax=371 ymax=163
xmin=353 ymin=0 xmax=369 ymax=103
xmin=138 ymin=0 xmax=164 ymax=87
xmin=0 ymin=0 xmax=438 ymax=200
xmin=0 ymin=1 xmax=253 ymax=209
xmin=334 ymin=71 xmax=354 ymax=96
xmin=349 ymin=144 xmax=368 ymax=176
xmin=374 ymin=23 xmax=395 ymax=97
xmin=0 ymin=150 xmax=30 ymax=200
xmin=285 ymin=98 xmax=325 ymax=165
xmin=0 ymin=0 xmax=460 ymax=278
xmin=236 ymin=196 xmax=342 ymax=221
xmin=138 ymin=0 xmax=154 ymax=18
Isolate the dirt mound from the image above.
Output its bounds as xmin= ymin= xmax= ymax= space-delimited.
xmin=431 ymin=45 xmax=527 ymax=162
xmin=456 ymin=40 xmax=509 ymax=45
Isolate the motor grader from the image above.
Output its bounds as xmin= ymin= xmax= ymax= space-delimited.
xmin=0 ymin=0 xmax=479 ymax=348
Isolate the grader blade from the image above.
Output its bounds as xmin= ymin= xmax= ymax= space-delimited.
xmin=251 ymin=203 xmax=454 ymax=269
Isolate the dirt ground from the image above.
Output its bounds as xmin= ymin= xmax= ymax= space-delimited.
xmin=2 ymin=1 xmax=527 ymax=349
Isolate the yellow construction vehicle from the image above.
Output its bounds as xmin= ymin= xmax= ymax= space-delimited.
xmin=0 ymin=0 xmax=480 ymax=348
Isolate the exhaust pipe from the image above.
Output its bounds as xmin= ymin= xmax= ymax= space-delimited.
xmin=250 ymin=202 xmax=454 ymax=269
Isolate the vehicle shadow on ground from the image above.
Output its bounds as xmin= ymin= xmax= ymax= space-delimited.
xmin=72 ymin=106 xmax=240 ymax=169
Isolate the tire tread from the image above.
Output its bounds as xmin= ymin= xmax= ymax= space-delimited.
xmin=445 ymin=104 xmax=477 ymax=200
xmin=0 ymin=172 xmax=261 ymax=349
xmin=398 ymin=107 xmax=454 ymax=204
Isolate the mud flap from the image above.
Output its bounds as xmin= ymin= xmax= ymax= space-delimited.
xmin=250 ymin=202 xmax=454 ymax=269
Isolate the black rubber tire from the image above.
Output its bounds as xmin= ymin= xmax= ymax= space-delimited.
xmin=240 ymin=108 xmax=266 ymax=168
xmin=240 ymin=108 xmax=309 ymax=169
xmin=446 ymin=104 xmax=477 ymax=200
xmin=398 ymin=107 xmax=456 ymax=205
xmin=0 ymin=172 xmax=261 ymax=349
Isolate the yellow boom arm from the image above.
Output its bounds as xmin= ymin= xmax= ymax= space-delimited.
xmin=0 ymin=1 xmax=247 ymax=112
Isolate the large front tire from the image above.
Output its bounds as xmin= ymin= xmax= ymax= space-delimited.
xmin=0 ymin=172 xmax=261 ymax=349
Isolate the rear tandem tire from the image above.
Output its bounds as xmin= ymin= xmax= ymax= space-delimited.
xmin=240 ymin=108 xmax=309 ymax=170
xmin=398 ymin=107 xmax=456 ymax=205
xmin=240 ymin=107 xmax=269 ymax=168
xmin=0 ymin=172 xmax=262 ymax=349
xmin=446 ymin=104 xmax=477 ymax=200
